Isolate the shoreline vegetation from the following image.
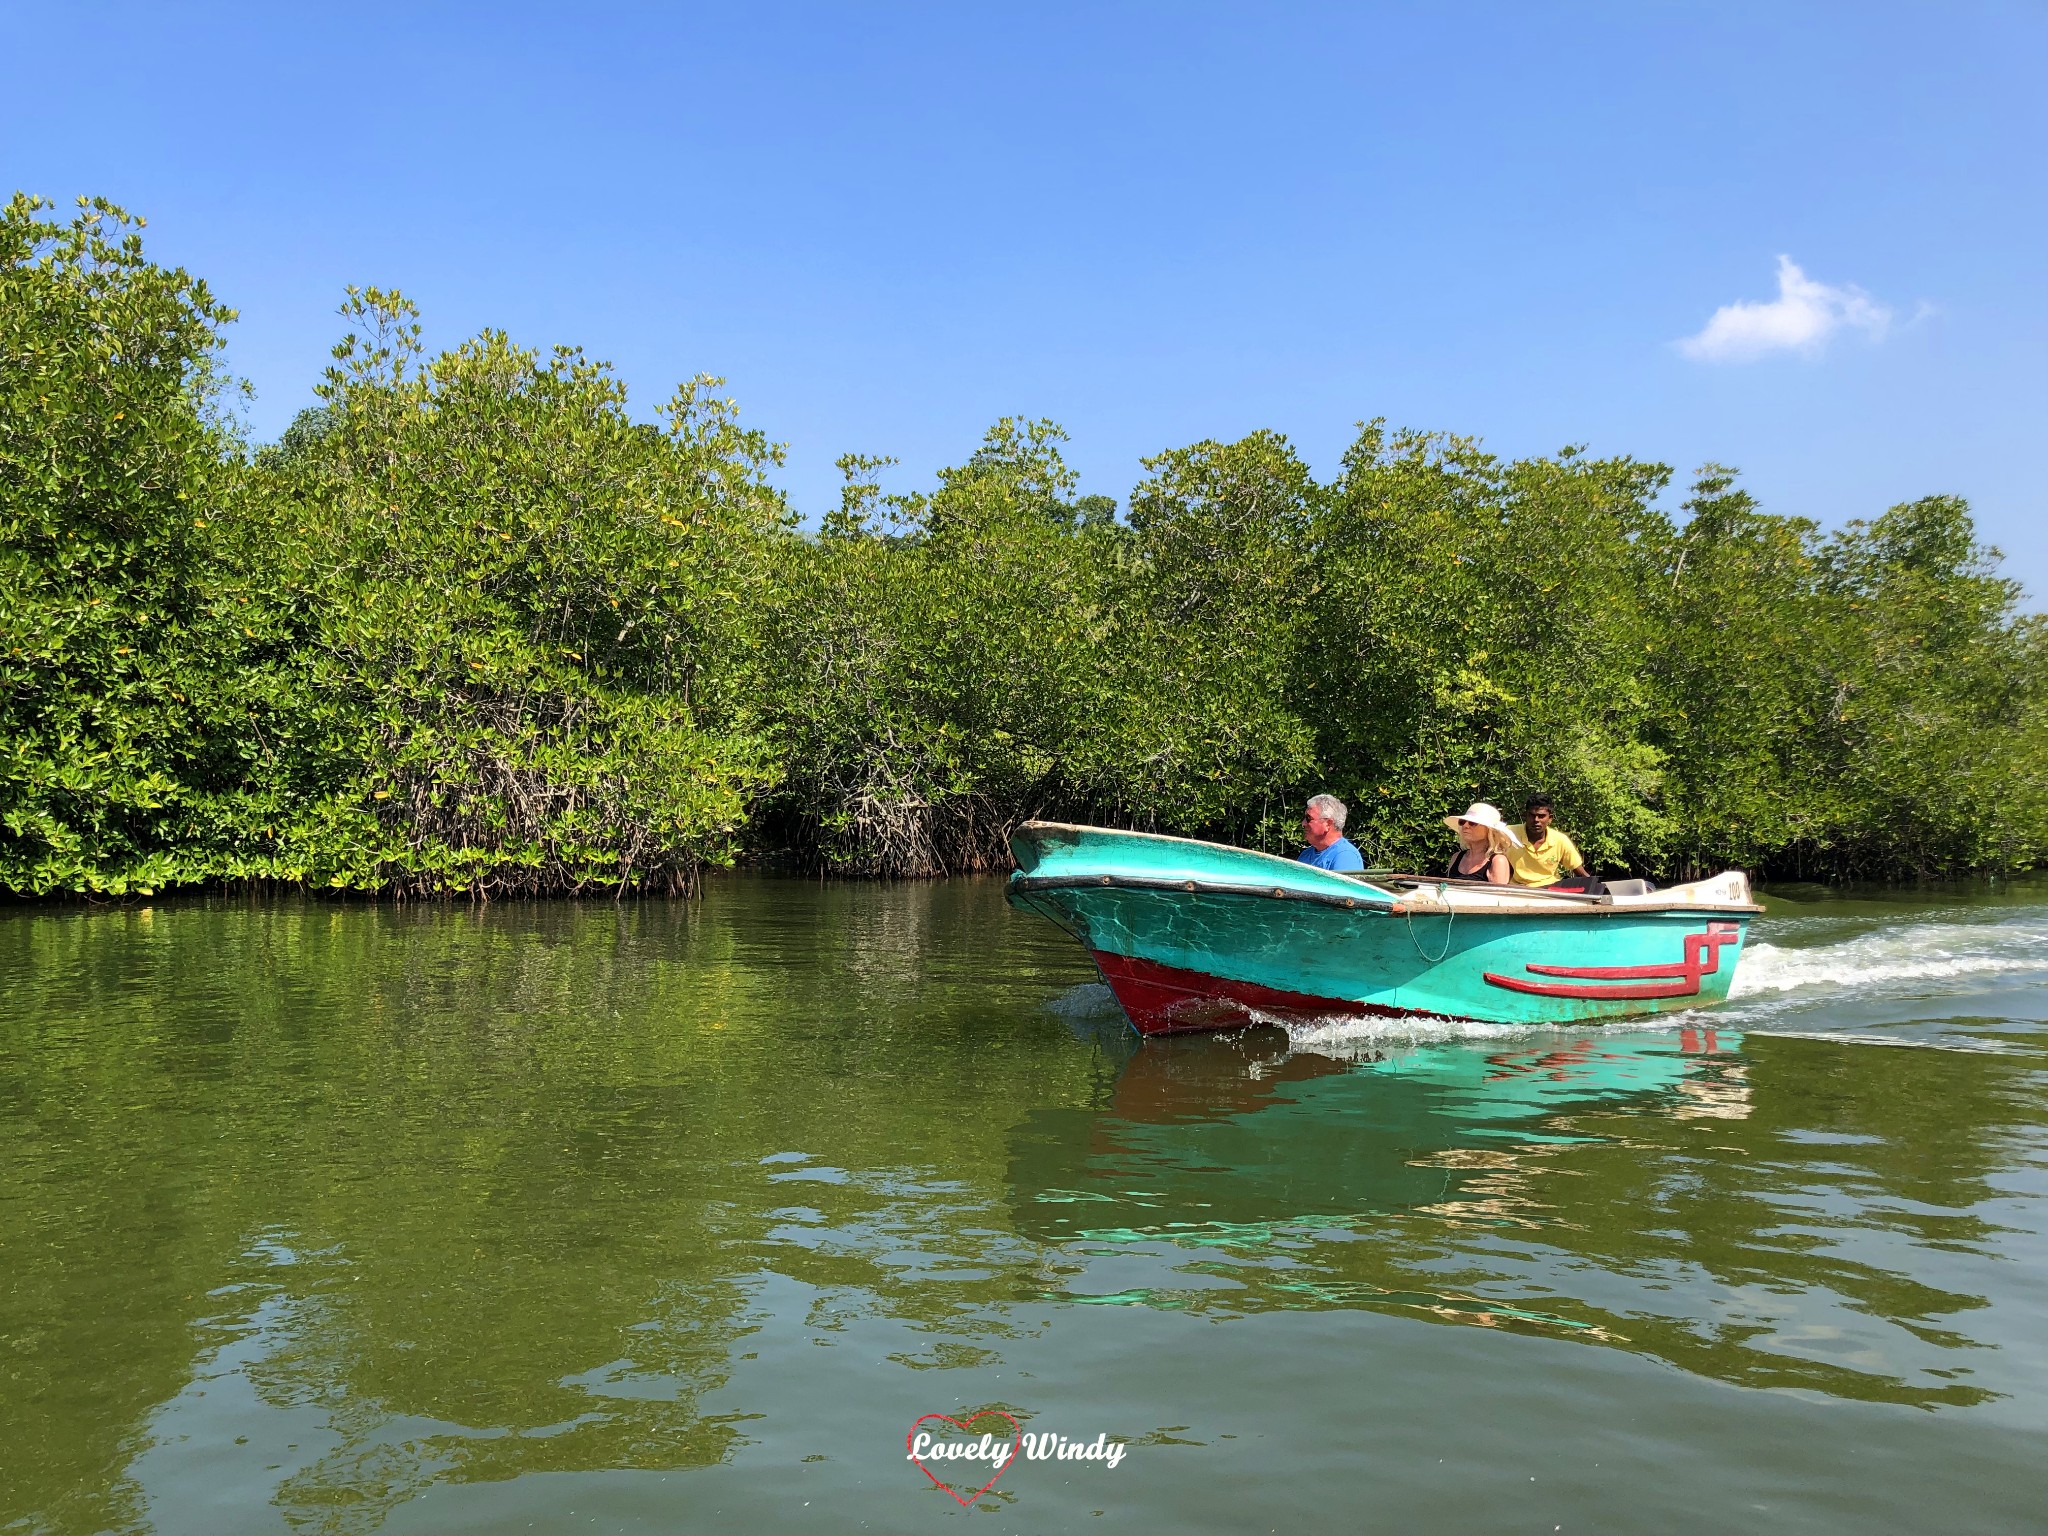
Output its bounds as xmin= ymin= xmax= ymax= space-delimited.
xmin=6 ymin=194 xmax=2046 ymax=899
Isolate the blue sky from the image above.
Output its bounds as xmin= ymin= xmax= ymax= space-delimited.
xmin=7 ymin=2 xmax=2044 ymax=597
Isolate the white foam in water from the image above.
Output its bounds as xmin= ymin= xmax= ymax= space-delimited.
xmin=1046 ymin=981 xmax=1549 ymax=1048
xmin=1288 ymin=1014 xmax=1541 ymax=1050
xmin=1728 ymin=918 xmax=2048 ymax=1001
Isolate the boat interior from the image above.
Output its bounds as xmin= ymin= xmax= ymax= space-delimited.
xmin=1353 ymin=870 xmax=1757 ymax=914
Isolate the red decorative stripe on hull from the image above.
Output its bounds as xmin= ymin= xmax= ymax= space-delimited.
xmin=1090 ymin=950 xmax=1414 ymax=1036
xmin=1483 ymin=973 xmax=1702 ymax=1000
xmin=1483 ymin=923 xmax=1740 ymax=1002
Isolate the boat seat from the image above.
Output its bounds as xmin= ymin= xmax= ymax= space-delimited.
xmin=1604 ymin=878 xmax=1652 ymax=897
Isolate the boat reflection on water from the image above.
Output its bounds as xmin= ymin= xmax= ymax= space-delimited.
xmin=1007 ymin=1019 xmax=1995 ymax=1409
xmin=1014 ymin=1022 xmax=1749 ymax=1238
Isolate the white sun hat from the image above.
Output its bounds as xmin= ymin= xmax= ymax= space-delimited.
xmin=1441 ymin=802 xmax=1524 ymax=847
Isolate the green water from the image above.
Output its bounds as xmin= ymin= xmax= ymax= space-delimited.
xmin=4 ymin=878 xmax=2047 ymax=1533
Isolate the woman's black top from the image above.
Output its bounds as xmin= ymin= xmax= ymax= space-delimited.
xmin=1445 ymin=848 xmax=1495 ymax=880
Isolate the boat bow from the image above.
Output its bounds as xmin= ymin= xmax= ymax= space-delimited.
xmin=1009 ymin=821 xmax=1400 ymax=911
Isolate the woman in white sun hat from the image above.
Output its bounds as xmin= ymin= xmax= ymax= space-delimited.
xmin=1441 ymin=802 xmax=1521 ymax=884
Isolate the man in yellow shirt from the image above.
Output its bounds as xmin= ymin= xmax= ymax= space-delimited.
xmin=1506 ymin=794 xmax=1593 ymax=890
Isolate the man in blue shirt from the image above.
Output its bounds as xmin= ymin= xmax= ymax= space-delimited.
xmin=1297 ymin=794 xmax=1365 ymax=872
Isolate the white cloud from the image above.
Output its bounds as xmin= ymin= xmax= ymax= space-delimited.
xmin=1678 ymin=255 xmax=1893 ymax=363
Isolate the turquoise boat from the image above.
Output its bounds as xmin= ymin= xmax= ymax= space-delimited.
xmin=1006 ymin=822 xmax=1760 ymax=1035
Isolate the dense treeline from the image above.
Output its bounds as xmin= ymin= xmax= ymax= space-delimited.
xmin=5 ymin=195 xmax=2045 ymax=895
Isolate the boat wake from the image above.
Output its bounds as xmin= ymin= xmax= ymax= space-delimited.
xmin=1286 ymin=1014 xmax=1543 ymax=1050
xmin=1728 ymin=915 xmax=2048 ymax=1003
xmin=1046 ymin=980 xmax=1545 ymax=1049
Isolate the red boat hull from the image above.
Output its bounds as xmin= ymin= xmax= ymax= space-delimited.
xmin=1090 ymin=950 xmax=1434 ymax=1035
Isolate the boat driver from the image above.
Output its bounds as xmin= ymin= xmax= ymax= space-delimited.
xmin=1297 ymin=794 xmax=1365 ymax=872
xmin=1507 ymin=794 xmax=1596 ymax=891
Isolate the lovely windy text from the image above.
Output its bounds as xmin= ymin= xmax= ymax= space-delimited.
xmin=905 ymin=1430 xmax=1126 ymax=1470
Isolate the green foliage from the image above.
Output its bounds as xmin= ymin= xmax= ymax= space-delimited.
xmin=3 ymin=195 xmax=2043 ymax=893
xmin=236 ymin=288 xmax=790 ymax=895
xmin=1802 ymin=495 xmax=2044 ymax=874
xmin=760 ymin=420 xmax=1126 ymax=874
xmin=1108 ymin=431 xmax=1320 ymax=840
xmin=1640 ymin=477 xmax=2048 ymax=877
xmin=1303 ymin=424 xmax=1675 ymax=870
xmin=0 ymin=194 xmax=254 ymax=894
xmin=756 ymin=425 xmax=1328 ymax=874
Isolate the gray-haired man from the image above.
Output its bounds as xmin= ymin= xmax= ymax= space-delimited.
xmin=1297 ymin=794 xmax=1364 ymax=872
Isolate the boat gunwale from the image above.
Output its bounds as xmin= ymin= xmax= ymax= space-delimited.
xmin=1007 ymin=871 xmax=1764 ymax=918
